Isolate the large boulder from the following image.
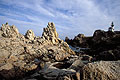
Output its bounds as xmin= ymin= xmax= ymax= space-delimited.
xmin=82 ymin=61 xmax=120 ymax=80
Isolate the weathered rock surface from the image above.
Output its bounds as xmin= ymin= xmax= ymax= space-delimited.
xmin=23 ymin=61 xmax=81 ymax=80
xmin=24 ymin=61 xmax=120 ymax=80
xmin=1 ymin=22 xmax=120 ymax=80
xmin=0 ymin=22 xmax=75 ymax=79
xmin=42 ymin=22 xmax=58 ymax=44
xmin=1 ymin=22 xmax=19 ymax=38
xmin=39 ymin=62 xmax=79 ymax=80
xmin=25 ymin=30 xmax=35 ymax=40
xmin=82 ymin=61 xmax=120 ymax=80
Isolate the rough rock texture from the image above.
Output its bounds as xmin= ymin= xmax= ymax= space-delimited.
xmin=39 ymin=62 xmax=80 ymax=80
xmin=42 ymin=22 xmax=58 ymax=44
xmin=82 ymin=61 xmax=120 ymax=80
xmin=23 ymin=59 xmax=82 ymax=80
xmin=0 ymin=22 xmax=75 ymax=79
xmin=1 ymin=22 xmax=120 ymax=80
xmin=1 ymin=22 xmax=19 ymax=38
xmin=25 ymin=30 xmax=35 ymax=40
xmin=89 ymin=30 xmax=120 ymax=60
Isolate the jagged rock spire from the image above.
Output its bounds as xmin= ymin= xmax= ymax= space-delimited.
xmin=42 ymin=22 xmax=58 ymax=44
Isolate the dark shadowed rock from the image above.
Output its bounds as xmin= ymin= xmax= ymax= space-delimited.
xmin=65 ymin=28 xmax=120 ymax=61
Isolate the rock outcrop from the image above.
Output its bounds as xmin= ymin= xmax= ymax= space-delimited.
xmin=1 ymin=22 xmax=19 ymax=38
xmin=42 ymin=22 xmax=58 ymax=44
xmin=1 ymin=22 xmax=120 ymax=80
xmin=0 ymin=22 xmax=75 ymax=79
xmin=65 ymin=29 xmax=120 ymax=61
xmin=39 ymin=62 xmax=80 ymax=80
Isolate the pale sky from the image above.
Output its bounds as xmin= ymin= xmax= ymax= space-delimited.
xmin=0 ymin=0 xmax=120 ymax=39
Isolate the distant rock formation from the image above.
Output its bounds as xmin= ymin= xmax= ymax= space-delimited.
xmin=65 ymin=33 xmax=92 ymax=48
xmin=65 ymin=24 xmax=120 ymax=61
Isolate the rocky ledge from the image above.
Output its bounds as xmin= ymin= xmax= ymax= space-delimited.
xmin=0 ymin=22 xmax=120 ymax=80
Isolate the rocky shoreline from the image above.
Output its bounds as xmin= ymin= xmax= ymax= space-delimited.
xmin=65 ymin=29 xmax=120 ymax=61
xmin=0 ymin=22 xmax=120 ymax=80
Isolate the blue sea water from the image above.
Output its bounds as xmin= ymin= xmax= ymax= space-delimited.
xmin=69 ymin=45 xmax=89 ymax=52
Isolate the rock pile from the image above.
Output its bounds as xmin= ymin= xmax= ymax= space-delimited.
xmin=65 ymin=34 xmax=92 ymax=48
xmin=1 ymin=22 xmax=19 ymax=38
xmin=0 ymin=22 xmax=75 ymax=79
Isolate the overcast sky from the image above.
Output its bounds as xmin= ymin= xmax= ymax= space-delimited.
xmin=0 ymin=0 xmax=120 ymax=39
